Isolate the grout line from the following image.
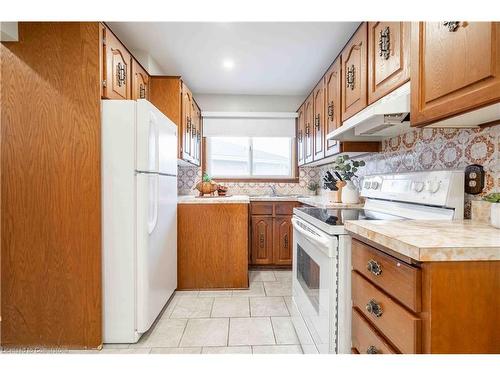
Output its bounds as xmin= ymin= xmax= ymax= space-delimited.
xmin=177 ymin=319 xmax=189 ymax=348
xmin=227 ymin=318 xmax=231 ymax=347
xmin=269 ymin=316 xmax=277 ymax=345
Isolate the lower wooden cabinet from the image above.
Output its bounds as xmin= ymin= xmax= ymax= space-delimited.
xmin=250 ymin=201 xmax=300 ymax=268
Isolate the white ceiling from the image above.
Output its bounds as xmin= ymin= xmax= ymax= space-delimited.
xmin=108 ymin=22 xmax=360 ymax=96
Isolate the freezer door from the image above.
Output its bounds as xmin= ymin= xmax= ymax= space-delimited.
xmin=136 ymin=173 xmax=177 ymax=333
xmin=157 ymin=107 xmax=178 ymax=176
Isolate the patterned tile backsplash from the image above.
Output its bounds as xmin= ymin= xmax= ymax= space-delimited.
xmin=178 ymin=125 xmax=500 ymax=217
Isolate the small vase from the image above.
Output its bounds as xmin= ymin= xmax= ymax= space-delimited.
xmin=327 ymin=190 xmax=341 ymax=203
xmin=491 ymin=203 xmax=500 ymax=229
xmin=341 ymin=180 xmax=360 ymax=204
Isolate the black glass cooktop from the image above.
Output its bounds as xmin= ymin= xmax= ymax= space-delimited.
xmin=295 ymin=207 xmax=405 ymax=226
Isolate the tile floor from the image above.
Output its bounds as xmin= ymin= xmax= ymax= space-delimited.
xmin=102 ymin=269 xmax=301 ymax=354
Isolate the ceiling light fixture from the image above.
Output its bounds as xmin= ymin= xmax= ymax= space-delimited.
xmin=222 ymin=58 xmax=234 ymax=70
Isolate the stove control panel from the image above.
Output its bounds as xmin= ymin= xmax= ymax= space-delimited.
xmin=360 ymin=170 xmax=464 ymax=214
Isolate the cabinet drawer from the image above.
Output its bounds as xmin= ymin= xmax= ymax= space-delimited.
xmin=352 ymin=239 xmax=421 ymax=312
xmin=352 ymin=308 xmax=397 ymax=354
xmin=352 ymin=271 xmax=421 ymax=353
xmin=275 ymin=202 xmax=296 ymax=215
xmin=250 ymin=203 xmax=273 ymax=216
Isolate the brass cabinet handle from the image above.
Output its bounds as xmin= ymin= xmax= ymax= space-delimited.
xmin=346 ymin=65 xmax=355 ymax=90
xmin=139 ymin=83 xmax=146 ymax=98
xmin=284 ymin=234 xmax=288 ymax=249
xmin=443 ymin=21 xmax=460 ymax=32
xmin=116 ymin=62 xmax=126 ymax=87
xmin=314 ymin=114 xmax=320 ymax=130
xmin=379 ymin=26 xmax=390 ymax=60
xmin=186 ymin=117 xmax=191 ymax=133
xmin=366 ymin=345 xmax=379 ymax=354
xmin=327 ymin=101 xmax=334 ymax=120
xmin=197 ymin=130 xmax=201 ymax=141
xmin=305 ymin=124 xmax=310 ymax=137
xmin=297 ymin=129 xmax=303 ymax=142
xmin=259 ymin=233 xmax=265 ymax=248
xmin=367 ymin=259 xmax=382 ymax=276
xmin=366 ymin=299 xmax=383 ymax=318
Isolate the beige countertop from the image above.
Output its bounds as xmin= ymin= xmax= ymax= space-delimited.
xmin=345 ymin=219 xmax=500 ymax=262
xmin=178 ymin=195 xmax=250 ymax=204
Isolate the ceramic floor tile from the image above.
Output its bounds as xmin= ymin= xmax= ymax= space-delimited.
xmin=249 ymin=270 xmax=277 ymax=282
xmin=263 ymin=281 xmax=292 ymax=297
xmin=170 ymin=296 xmax=214 ymax=318
xmin=228 ymin=317 xmax=275 ymax=346
xmin=271 ymin=317 xmax=300 ymax=344
xmin=250 ymin=297 xmax=289 ymax=317
xmin=100 ymin=348 xmax=151 ymax=354
xmin=174 ymin=290 xmax=200 ymax=297
xmin=273 ymin=270 xmax=292 ymax=281
xmin=211 ymin=297 xmax=250 ymax=318
xmin=179 ymin=318 xmax=229 ymax=347
xmin=232 ymin=281 xmax=266 ymax=297
xmin=102 ymin=343 xmax=130 ymax=349
xmin=202 ymin=346 xmax=252 ymax=354
xmin=160 ymin=294 xmax=181 ymax=319
xmin=252 ymin=345 xmax=303 ymax=354
xmin=150 ymin=347 xmax=202 ymax=354
xmin=198 ymin=290 xmax=233 ymax=298
xmin=134 ymin=319 xmax=187 ymax=348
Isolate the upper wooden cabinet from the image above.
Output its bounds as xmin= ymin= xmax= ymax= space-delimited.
xmin=297 ymin=104 xmax=305 ymax=166
xmin=304 ymin=93 xmax=314 ymax=164
xmin=411 ymin=22 xmax=500 ymax=126
xmin=131 ymin=59 xmax=149 ymax=100
xmin=149 ymin=76 xmax=202 ymax=166
xmin=312 ymin=80 xmax=325 ymax=161
xmin=102 ymin=26 xmax=131 ymax=99
xmin=368 ymin=22 xmax=410 ymax=104
xmin=341 ymin=23 xmax=368 ymax=121
xmin=324 ymin=57 xmax=342 ymax=157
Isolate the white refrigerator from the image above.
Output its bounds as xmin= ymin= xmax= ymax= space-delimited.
xmin=102 ymin=99 xmax=177 ymax=343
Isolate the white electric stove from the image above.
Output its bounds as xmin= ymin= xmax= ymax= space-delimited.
xmin=290 ymin=170 xmax=465 ymax=354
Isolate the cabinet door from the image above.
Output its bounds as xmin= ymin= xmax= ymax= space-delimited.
xmin=324 ymin=57 xmax=342 ymax=157
xmin=411 ymin=22 xmax=500 ymax=126
xmin=297 ymin=105 xmax=305 ymax=166
xmin=103 ymin=27 xmax=131 ymax=100
xmin=273 ymin=216 xmax=293 ymax=266
xmin=368 ymin=22 xmax=410 ymax=104
xmin=191 ymin=103 xmax=201 ymax=166
xmin=251 ymin=216 xmax=274 ymax=265
xmin=181 ymin=84 xmax=193 ymax=161
xmin=131 ymin=59 xmax=149 ymax=100
xmin=304 ymin=93 xmax=314 ymax=164
xmin=342 ymin=23 xmax=368 ymax=121
xmin=312 ymin=80 xmax=325 ymax=161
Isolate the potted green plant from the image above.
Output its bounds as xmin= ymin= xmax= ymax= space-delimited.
xmin=307 ymin=181 xmax=320 ymax=196
xmin=330 ymin=155 xmax=366 ymax=204
xmin=483 ymin=193 xmax=500 ymax=228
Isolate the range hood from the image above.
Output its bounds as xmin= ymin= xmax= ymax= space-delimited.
xmin=327 ymin=82 xmax=411 ymax=142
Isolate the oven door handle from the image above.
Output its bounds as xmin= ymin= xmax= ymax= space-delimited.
xmin=291 ymin=217 xmax=331 ymax=249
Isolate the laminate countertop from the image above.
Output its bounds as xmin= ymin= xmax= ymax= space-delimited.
xmin=178 ymin=195 xmax=250 ymax=204
xmin=345 ymin=219 xmax=500 ymax=262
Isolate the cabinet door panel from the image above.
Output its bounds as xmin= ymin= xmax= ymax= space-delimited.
xmin=251 ymin=217 xmax=273 ymax=265
xmin=103 ymin=28 xmax=131 ymax=100
xmin=181 ymin=84 xmax=193 ymax=160
xmin=297 ymin=105 xmax=305 ymax=166
xmin=132 ymin=59 xmax=149 ymax=100
xmin=304 ymin=94 xmax=314 ymax=164
xmin=273 ymin=216 xmax=293 ymax=266
xmin=411 ymin=22 xmax=500 ymax=126
xmin=324 ymin=58 xmax=342 ymax=157
xmin=368 ymin=22 xmax=410 ymax=104
xmin=342 ymin=23 xmax=368 ymax=121
xmin=313 ymin=81 xmax=325 ymax=160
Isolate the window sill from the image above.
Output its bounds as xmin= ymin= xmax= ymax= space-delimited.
xmin=212 ymin=177 xmax=299 ymax=183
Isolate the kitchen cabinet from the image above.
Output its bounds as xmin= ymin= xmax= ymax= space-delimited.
xmin=102 ymin=26 xmax=131 ymax=100
xmin=249 ymin=201 xmax=300 ymax=268
xmin=297 ymin=104 xmax=305 ymax=166
xmin=341 ymin=23 xmax=368 ymax=121
xmin=312 ymin=80 xmax=325 ymax=160
xmin=303 ymin=93 xmax=314 ymax=164
xmin=367 ymin=22 xmax=410 ymax=104
xmin=131 ymin=59 xmax=149 ymax=100
xmin=149 ymin=76 xmax=202 ymax=166
xmin=324 ymin=57 xmax=342 ymax=156
xmin=350 ymin=237 xmax=500 ymax=354
xmin=411 ymin=22 xmax=500 ymax=126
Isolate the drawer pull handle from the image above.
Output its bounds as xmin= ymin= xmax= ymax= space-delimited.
xmin=367 ymin=259 xmax=382 ymax=276
xmin=366 ymin=345 xmax=378 ymax=354
xmin=366 ymin=299 xmax=383 ymax=318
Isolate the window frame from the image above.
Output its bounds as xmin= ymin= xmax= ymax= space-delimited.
xmin=202 ymin=136 xmax=299 ymax=183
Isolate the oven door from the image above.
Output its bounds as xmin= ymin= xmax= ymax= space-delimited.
xmin=291 ymin=216 xmax=338 ymax=354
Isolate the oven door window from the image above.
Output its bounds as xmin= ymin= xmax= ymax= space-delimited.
xmin=297 ymin=244 xmax=320 ymax=313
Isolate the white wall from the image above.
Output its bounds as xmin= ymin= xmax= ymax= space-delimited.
xmin=130 ymin=48 xmax=166 ymax=75
xmin=194 ymin=94 xmax=304 ymax=112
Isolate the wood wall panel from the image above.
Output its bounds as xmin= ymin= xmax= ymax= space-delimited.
xmin=0 ymin=22 xmax=102 ymax=348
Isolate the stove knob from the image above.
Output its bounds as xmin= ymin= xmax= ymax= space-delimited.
xmin=371 ymin=181 xmax=379 ymax=190
xmin=413 ymin=181 xmax=424 ymax=192
xmin=425 ymin=180 xmax=441 ymax=194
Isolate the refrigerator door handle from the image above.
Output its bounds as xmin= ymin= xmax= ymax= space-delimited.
xmin=148 ymin=174 xmax=159 ymax=234
xmin=148 ymin=112 xmax=159 ymax=172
